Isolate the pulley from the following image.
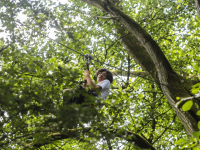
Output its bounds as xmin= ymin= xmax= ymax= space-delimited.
xmin=84 ymin=54 xmax=93 ymax=71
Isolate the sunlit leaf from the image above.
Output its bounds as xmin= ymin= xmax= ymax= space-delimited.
xmin=192 ymin=131 xmax=200 ymax=139
xmin=182 ymin=101 xmax=193 ymax=111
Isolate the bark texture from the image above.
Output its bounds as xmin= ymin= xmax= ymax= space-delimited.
xmin=116 ymin=25 xmax=157 ymax=81
xmin=81 ymin=0 xmax=200 ymax=136
xmin=195 ymin=0 xmax=200 ymax=20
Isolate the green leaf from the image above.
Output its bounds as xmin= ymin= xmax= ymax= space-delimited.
xmin=182 ymin=100 xmax=193 ymax=111
xmin=192 ymin=83 xmax=200 ymax=89
xmin=116 ymin=129 xmax=124 ymax=135
xmin=138 ymin=93 xmax=143 ymax=98
xmin=198 ymin=121 xmax=200 ymax=130
xmin=191 ymin=83 xmax=200 ymax=94
xmin=192 ymin=131 xmax=200 ymax=139
xmin=193 ymin=147 xmax=200 ymax=150
xmin=191 ymin=88 xmax=199 ymax=94
xmin=197 ymin=110 xmax=200 ymax=116
xmin=77 ymin=34 xmax=81 ymax=38
xmin=175 ymin=139 xmax=184 ymax=145
xmin=194 ymin=63 xmax=199 ymax=71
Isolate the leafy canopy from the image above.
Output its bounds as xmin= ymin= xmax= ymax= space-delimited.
xmin=0 ymin=0 xmax=199 ymax=149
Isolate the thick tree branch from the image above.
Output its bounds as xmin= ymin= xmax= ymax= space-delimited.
xmin=24 ymin=127 xmax=155 ymax=149
xmin=80 ymin=0 xmax=200 ymax=136
xmin=195 ymin=0 xmax=200 ymax=20
xmin=115 ymin=24 xmax=157 ymax=81
xmin=111 ymin=70 xmax=148 ymax=78
xmin=0 ymin=44 xmax=10 ymax=53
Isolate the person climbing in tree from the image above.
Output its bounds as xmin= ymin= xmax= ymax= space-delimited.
xmin=83 ymin=68 xmax=113 ymax=100
xmin=63 ymin=68 xmax=113 ymax=105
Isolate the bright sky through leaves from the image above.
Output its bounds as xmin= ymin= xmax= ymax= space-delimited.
xmin=0 ymin=0 xmax=200 ymax=149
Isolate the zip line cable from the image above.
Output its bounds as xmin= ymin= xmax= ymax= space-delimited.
xmin=12 ymin=3 xmax=151 ymax=85
xmin=15 ymin=20 xmax=126 ymax=84
xmin=15 ymin=20 xmax=150 ymax=81
xmin=15 ymin=20 xmax=189 ymax=93
xmin=3 ymin=0 xmax=198 ymax=108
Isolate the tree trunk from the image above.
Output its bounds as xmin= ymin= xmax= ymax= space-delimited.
xmin=116 ymin=25 xmax=157 ymax=81
xmin=195 ymin=0 xmax=200 ymax=20
xmin=81 ymin=0 xmax=200 ymax=136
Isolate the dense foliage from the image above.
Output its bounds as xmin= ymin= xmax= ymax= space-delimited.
xmin=0 ymin=0 xmax=200 ymax=149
